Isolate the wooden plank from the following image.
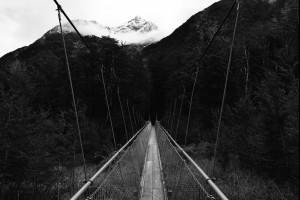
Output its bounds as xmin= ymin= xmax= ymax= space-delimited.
xmin=140 ymin=125 xmax=165 ymax=200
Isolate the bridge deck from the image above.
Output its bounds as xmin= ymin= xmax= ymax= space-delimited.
xmin=140 ymin=125 xmax=166 ymax=200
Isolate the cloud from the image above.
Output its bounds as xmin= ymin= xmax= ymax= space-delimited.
xmin=59 ymin=20 xmax=164 ymax=44
xmin=111 ymin=30 xmax=165 ymax=44
xmin=0 ymin=0 xmax=57 ymax=56
xmin=59 ymin=20 xmax=110 ymax=36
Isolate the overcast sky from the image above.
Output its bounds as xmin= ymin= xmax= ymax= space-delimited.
xmin=0 ymin=0 xmax=219 ymax=57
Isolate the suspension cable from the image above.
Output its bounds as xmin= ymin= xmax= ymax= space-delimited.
xmin=168 ymin=109 xmax=173 ymax=127
xmin=137 ymin=114 xmax=141 ymax=127
xmin=184 ymin=0 xmax=238 ymax=146
xmin=127 ymin=100 xmax=135 ymax=136
xmin=117 ymin=87 xmax=128 ymax=141
xmin=137 ymin=112 xmax=141 ymax=127
xmin=132 ymin=107 xmax=138 ymax=131
xmin=164 ymin=111 xmax=170 ymax=127
xmin=53 ymin=0 xmax=121 ymax=151
xmin=137 ymin=114 xmax=142 ymax=127
xmin=165 ymin=111 xmax=170 ymax=126
xmin=196 ymin=0 xmax=238 ymax=65
xmin=57 ymin=8 xmax=87 ymax=181
xmin=53 ymin=0 xmax=95 ymax=57
xmin=72 ymin=130 xmax=76 ymax=192
xmin=170 ymin=99 xmax=177 ymax=135
xmin=101 ymin=66 xmax=117 ymax=149
xmin=140 ymin=114 xmax=144 ymax=126
xmin=212 ymin=0 xmax=240 ymax=178
xmin=184 ymin=67 xmax=199 ymax=145
xmin=175 ymin=85 xmax=186 ymax=140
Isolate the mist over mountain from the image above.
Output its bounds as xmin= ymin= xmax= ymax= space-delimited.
xmin=45 ymin=16 xmax=163 ymax=45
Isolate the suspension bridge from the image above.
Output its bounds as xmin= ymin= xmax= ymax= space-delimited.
xmin=51 ymin=0 xmax=241 ymax=199
xmin=70 ymin=121 xmax=228 ymax=200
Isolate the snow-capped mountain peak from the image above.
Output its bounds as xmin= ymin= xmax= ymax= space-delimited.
xmin=46 ymin=16 xmax=162 ymax=45
xmin=129 ymin=16 xmax=143 ymax=24
xmin=112 ymin=16 xmax=158 ymax=34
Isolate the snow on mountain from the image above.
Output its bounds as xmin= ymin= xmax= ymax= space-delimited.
xmin=48 ymin=19 xmax=110 ymax=36
xmin=46 ymin=16 xmax=163 ymax=44
xmin=111 ymin=16 xmax=158 ymax=34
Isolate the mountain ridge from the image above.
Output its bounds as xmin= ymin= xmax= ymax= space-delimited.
xmin=45 ymin=16 xmax=161 ymax=45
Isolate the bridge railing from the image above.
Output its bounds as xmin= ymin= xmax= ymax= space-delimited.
xmin=70 ymin=122 xmax=150 ymax=200
xmin=157 ymin=123 xmax=229 ymax=200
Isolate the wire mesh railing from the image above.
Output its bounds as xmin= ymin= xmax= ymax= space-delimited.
xmin=156 ymin=124 xmax=214 ymax=200
xmin=71 ymin=121 xmax=228 ymax=200
xmin=70 ymin=122 xmax=150 ymax=200
xmin=156 ymin=123 xmax=229 ymax=200
xmin=85 ymin=122 xmax=151 ymax=200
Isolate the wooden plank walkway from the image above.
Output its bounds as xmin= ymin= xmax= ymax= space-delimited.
xmin=140 ymin=125 xmax=166 ymax=200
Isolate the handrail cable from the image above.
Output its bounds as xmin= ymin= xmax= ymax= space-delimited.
xmin=212 ymin=0 xmax=240 ymax=179
xmin=57 ymin=7 xmax=87 ymax=181
xmin=184 ymin=0 xmax=238 ymax=145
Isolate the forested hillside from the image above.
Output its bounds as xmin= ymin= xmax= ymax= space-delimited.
xmin=144 ymin=0 xmax=299 ymax=199
xmin=0 ymin=33 xmax=150 ymax=199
